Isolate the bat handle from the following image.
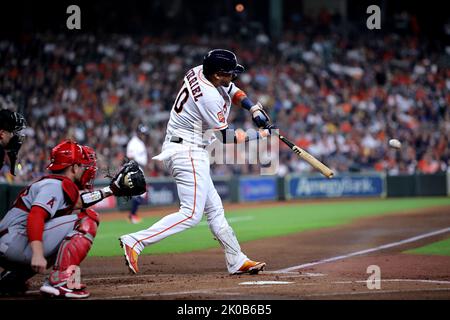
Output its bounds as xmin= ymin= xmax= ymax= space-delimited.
xmin=272 ymin=130 xmax=280 ymax=137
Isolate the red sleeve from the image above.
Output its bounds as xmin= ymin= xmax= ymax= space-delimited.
xmin=27 ymin=205 xmax=50 ymax=242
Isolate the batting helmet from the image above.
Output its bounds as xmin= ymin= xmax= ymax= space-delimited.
xmin=137 ymin=124 xmax=149 ymax=135
xmin=47 ymin=140 xmax=85 ymax=171
xmin=202 ymin=49 xmax=245 ymax=77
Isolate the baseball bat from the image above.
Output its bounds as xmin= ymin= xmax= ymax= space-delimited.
xmin=273 ymin=130 xmax=334 ymax=178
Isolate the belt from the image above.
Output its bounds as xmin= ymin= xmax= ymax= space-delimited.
xmin=170 ymin=136 xmax=184 ymax=143
xmin=0 ymin=229 xmax=8 ymax=239
xmin=169 ymin=136 xmax=207 ymax=149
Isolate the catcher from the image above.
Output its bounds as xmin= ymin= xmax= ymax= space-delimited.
xmin=0 ymin=140 xmax=146 ymax=298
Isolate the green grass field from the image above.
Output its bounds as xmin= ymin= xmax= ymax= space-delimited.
xmin=90 ymin=197 xmax=450 ymax=257
xmin=404 ymin=237 xmax=450 ymax=256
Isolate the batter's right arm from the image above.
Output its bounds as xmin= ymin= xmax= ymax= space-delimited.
xmin=229 ymin=86 xmax=272 ymax=130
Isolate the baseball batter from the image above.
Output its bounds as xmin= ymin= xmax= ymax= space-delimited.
xmin=119 ymin=49 xmax=274 ymax=275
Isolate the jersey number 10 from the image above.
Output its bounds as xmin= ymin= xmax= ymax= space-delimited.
xmin=174 ymin=85 xmax=189 ymax=114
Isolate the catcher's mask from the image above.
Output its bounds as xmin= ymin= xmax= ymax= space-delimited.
xmin=79 ymin=145 xmax=98 ymax=190
xmin=0 ymin=109 xmax=27 ymax=175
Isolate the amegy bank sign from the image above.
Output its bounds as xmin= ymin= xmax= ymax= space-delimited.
xmin=286 ymin=174 xmax=386 ymax=199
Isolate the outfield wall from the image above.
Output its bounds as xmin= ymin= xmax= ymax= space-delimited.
xmin=0 ymin=172 xmax=448 ymax=217
xmin=285 ymin=173 xmax=386 ymax=199
xmin=448 ymin=171 xmax=450 ymax=196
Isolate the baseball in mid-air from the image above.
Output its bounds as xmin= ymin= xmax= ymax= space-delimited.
xmin=389 ymin=139 xmax=402 ymax=149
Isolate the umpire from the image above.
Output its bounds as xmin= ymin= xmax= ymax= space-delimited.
xmin=0 ymin=109 xmax=27 ymax=176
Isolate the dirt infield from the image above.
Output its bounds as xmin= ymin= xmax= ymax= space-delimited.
xmin=3 ymin=201 xmax=450 ymax=300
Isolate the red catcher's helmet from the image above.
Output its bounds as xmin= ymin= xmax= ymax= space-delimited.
xmin=47 ymin=140 xmax=85 ymax=171
xmin=80 ymin=145 xmax=98 ymax=190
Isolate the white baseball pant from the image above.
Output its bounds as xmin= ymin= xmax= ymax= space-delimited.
xmin=121 ymin=142 xmax=248 ymax=274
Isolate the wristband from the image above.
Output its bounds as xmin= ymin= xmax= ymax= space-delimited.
xmin=241 ymin=97 xmax=254 ymax=111
xmin=80 ymin=187 xmax=113 ymax=207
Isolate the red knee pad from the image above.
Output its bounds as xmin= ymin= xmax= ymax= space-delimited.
xmin=81 ymin=208 xmax=100 ymax=225
xmin=75 ymin=208 xmax=99 ymax=239
xmin=49 ymin=209 xmax=100 ymax=285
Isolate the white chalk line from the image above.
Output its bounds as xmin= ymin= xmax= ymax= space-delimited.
xmin=239 ymin=281 xmax=294 ymax=285
xmin=302 ymin=287 xmax=450 ymax=298
xmin=94 ymin=287 xmax=244 ymax=300
xmin=274 ymin=272 xmax=327 ymax=279
xmin=332 ymin=279 xmax=450 ymax=285
xmin=25 ymin=287 xmax=241 ymax=299
xmin=273 ymin=227 xmax=450 ymax=273
xmin=84 ymin=274 xmax=163 ymax=282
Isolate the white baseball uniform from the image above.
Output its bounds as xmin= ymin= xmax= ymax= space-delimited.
xmin=126 ymin=135 xmax=148 ymax=200
xmin=121 ymin=65 xmax=249 ymax=273
xmin=126 ymin=136 xmax=148 ymax=168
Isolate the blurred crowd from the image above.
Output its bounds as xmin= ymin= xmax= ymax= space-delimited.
xmin=1 ymin=21 xmax=449 ymax=183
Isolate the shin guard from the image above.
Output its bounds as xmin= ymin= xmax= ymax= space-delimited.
xmin=49 ymin=209 xmax=99 ymax=285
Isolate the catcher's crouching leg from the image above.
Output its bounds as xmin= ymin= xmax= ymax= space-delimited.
xmin=40 ymin=209 xmax=99 ymax=299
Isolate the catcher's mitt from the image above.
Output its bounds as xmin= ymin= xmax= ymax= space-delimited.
xmin=109 ymin=160 xmax=146 ymax=197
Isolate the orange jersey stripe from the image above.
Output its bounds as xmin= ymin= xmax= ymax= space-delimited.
xmin=232 ymin=90 xmax=247 ymax=106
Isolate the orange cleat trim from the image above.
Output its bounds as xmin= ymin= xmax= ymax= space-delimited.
xmin=234 ymin=260 xmax=266 ymax=275
xmin=120 ymin=240 xmax=139 ymax=274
